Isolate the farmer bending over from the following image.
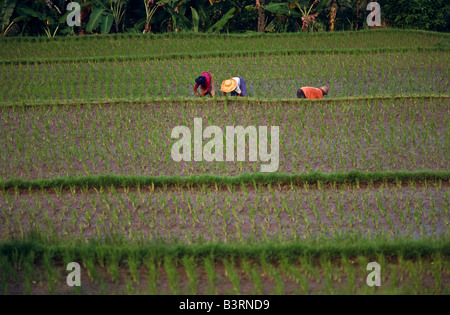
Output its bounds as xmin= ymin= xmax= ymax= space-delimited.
xmin=194 ymin=72 xmax=215 ymax=97
xmin=221 ymin=77 xmax=248 ymax=97
xmin=297 ymin=86 xmax=329 ymax=99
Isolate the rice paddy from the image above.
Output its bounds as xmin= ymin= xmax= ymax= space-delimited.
xmin=0 ymin=29 xmax=449 ymax=295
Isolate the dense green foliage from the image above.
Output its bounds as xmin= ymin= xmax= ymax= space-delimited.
xmin=0 ymin=0 xmax=448 ymax=38
xmin=382 ymin=0 xmax=449 ymax=32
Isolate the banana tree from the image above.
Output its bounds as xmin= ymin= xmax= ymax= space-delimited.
xmin=14 ymin=2 xmax=60 ymax=37
xmin=142 ymin=0 xmax=163 ymax=33
xmin=0 ymin=0 xmax=18 ymax=36
xmin=208 ymin=7 xmax=235 ymax=33
xmin=158 ymin=0 xmax=191 ymax=32
xmin=135 ymin=0 xmax=203 ymax=33
xmin=110 ymin=0 xmax=128 ymax=32
xmin=87 ymin=0 xmax=129 ymax=34
xmin=293 ymin=0 xmax=327 ymax=31
xmin=156 ymin=0 xmax=235 ymax=33
xmin=322 ymin=0 xmax=353 ymax=31
xmin=245 ymin=0 xmax=267 ymax=32
xmin=264 ymin=0 xmax=326 ymax=32
xmin=200 ymin=1 xmax=237 ymax=33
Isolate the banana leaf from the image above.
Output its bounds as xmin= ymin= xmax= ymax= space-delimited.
xmin=265 ymin=15 xmax=287 ymax=32
xmin=11 ymin=15 xmax=27 ymax=23
xmin=191 ymin=7 xmax=199 ymax=32
xmin=263 ymin=3 xmax=302 ymax=18
xmin=86 ymin=8 xmax=105 ymax=32
xmin=177 ymin=4 xmax=186 ymax=17
xmin=197 ymin=5 xmax=210 ymax=30
xmin=133 ymin=17 xmax=146 ymax=31
xmin=208 ymin=7 xmax=235 ymax=33
xmin=101 ymin=12 xmax=113 ymax=34
xmin=16 ymin=3 xmax=54 ymax=24
xmin=294 ymin=0 xmax=312 ymax=7
xmin=294 ymin=0 xmax=328 ymax=13
xmin=313 ymin=0 xmax=329 ymax=12
xmin=162 ymin=3 xmax=191 ymax=31
xmin=0 ymin=0 xmax=17 ymax=32
xmin=91 ymin=0 xmax=109 ymax=10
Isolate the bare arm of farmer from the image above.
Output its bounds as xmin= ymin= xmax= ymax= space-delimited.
xmin=201 ymin=79 xmax=211 ymax=96
xmin=194 ymin=83 xmax=200 ymax=96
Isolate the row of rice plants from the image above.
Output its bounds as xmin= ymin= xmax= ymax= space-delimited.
xmin=1 ymin=181 xmax=448 ymax=242
xmin=0 ymin=51 xmax=448 ymax=104
xmin=1 ymin=240 xmax=449 ymax=294
xmin=0 ymin=98 xmax=447 ymax=180
xmin=0 ymin=30 xmax=445 ymax=61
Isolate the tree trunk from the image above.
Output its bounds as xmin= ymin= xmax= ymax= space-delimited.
xmin=143 ymin=23 xmax=151 ymax=34
xmin=79 ymin=0 xmax=91 ymax=35
xmin=356 ymin=0 xmax=359 ymax=30
xmin=256 ymin=0 xmax=265 ymax=32
xmin=329 ymin=0 xmax=337 ymax=31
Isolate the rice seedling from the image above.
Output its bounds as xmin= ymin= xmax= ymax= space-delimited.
xmin=203 ymin=256 xmax=217 ymax=295
xmin=164 ymin=256 xmax=180 ymax=295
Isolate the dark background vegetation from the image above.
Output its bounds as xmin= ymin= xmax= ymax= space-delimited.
xmin=0 ymin=0 xmax=448 ymax=37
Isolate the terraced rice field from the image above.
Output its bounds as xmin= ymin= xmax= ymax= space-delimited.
xmin=0 ymin=29 xmax=449 ymax=295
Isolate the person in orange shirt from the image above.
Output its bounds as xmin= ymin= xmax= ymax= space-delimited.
xmin=297 ymin=86 xmax=329 ymax=99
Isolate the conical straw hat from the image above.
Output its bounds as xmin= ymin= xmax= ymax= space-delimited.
xmin=320 ymin=86 xmax=329 ymax=95
xmin=221 ymin=79 xmax=237 ymax=93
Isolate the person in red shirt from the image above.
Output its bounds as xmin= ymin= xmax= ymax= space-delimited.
xmin=297 ymin=86 xmax=329 ymax=99
xmin=194 ymin=72 xmax=215 ymax=97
